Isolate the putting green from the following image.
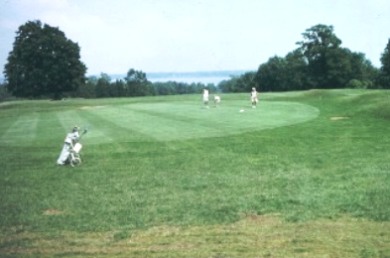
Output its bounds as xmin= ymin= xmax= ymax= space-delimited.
xmin=72 ymin=100 xmax=319 ymax=144
xmin=0 ymin=100 xmax=319 ymax=146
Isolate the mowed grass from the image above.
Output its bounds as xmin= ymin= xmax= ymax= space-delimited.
xmin=0 ymin=89 xmax=389 ymax=257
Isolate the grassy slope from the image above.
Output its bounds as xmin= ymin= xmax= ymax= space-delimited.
xmin=0 ymin=89 xmax=389 ymax=257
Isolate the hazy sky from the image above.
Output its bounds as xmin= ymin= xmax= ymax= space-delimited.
xmin=0 ymin=0 xmax=389 ymax=75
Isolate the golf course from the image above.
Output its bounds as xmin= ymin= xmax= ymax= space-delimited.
xmin=0 ymin=89 xmax=389 ymax=257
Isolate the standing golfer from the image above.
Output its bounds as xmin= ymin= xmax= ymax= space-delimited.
xmin=57 ymin=126 xmax=80 ymax=165
xmin=203 ymin=88 xmax=209 ymax=108
xmin=250 ymin=87 xmax=259 ymax=108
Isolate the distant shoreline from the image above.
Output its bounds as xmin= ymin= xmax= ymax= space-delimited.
xmin=0 ymin=70 xmax=254 ymax=85
xmin=106 ymin=70 xmax=252 ymax=84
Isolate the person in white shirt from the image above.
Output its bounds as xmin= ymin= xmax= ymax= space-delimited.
xmin=250 ymin=87 xmax=259 ymax=108
xmin=57 ymin=126 xmax=80 ymax=165
xmin=203 ymin=88 xmax=209 ymax=108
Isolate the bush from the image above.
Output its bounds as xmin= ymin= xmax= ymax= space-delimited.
xmin=346 ymin=79 xmax=374 ymax=89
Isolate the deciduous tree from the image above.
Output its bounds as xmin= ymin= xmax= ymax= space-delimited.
xmin=125 ymin=68 xmax=154 ymax=96
xmin=296 ymin=24 xmax=343 ymax=88
xmin=4 ymin=20 xmax=86 ymax=99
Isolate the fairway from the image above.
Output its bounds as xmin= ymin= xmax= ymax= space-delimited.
xmin=0 ymin=100 xmax=319 ymax=145
xmin=0 ymin=90 xmax=389 ymax=258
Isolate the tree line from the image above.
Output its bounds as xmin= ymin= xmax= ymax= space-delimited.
xmin=74 ymin=70 xmax=217 ymax=99
xmin=220 ymin=24 xmax=390 ymax=92
xmin=1 ymin=21 xmax=390 ymax=101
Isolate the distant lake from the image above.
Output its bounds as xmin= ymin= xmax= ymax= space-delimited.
xmin=109 ymin=70 xmax=250 ymax=85
xmin=149 ymin=75 xmax=229 ymax=85
xmin=0 ymin=71 xmax=251 ymax=85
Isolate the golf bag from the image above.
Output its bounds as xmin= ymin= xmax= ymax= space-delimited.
xmin=57 ymin=128 xmax=87 ymax=167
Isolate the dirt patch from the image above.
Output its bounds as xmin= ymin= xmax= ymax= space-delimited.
xmin=43 ymin=209 xmax=64 ymax=216
xmin=330 ymin=116 xmax=350 ymax=121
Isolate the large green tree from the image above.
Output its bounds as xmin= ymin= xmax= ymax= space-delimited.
xmin=125 ymin=68 xmax=154 ymax=96
xmin=255 ymin=50 xmax=309 ymax=92
xmin=4 ymin=20 xmax=86 ymax=99
xmin=255 ymin=56 xmax=288 ymax=91
xmin=95 ymin=73 xmax=111 ymax=98
xmin=219 ymin=72 xmax=256 ymax=93
xmin=296 ymin=24 xmax=344 ymax=88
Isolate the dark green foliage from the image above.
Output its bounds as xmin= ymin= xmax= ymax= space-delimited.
xmin=225 ymin=24 xmax=379 ymax=92
xmin=254 ymin=51 xmax=310 ymax=92
xmin=3 ymin=20 xmax=86 ymax=99
xmin=256 ymin=56 xmax=292 ymax=91
xmin=0 ymin=83 xmax=13 ymax=101
xmin=75 ymin=76 xmax=97 ymax=98
xmin=377 ymin=39 xmax=390 ymax=88
xmin=125 ymin=68 xmax=153 ymax=96
xmin=284 ymin=50 xmax=310 ymax=90
xmin=95 ymin=73 xmax=111 ymax=98
xmin=82 ymin=71 xmax=217 ymax=98
xmin=219 ymin=71 xmax=256 ymax=93
xmin=294 ymin=24 xmax=377 ymax=90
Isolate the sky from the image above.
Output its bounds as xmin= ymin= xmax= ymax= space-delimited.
xmin=0 ymin=0 xmax=389 ymax=76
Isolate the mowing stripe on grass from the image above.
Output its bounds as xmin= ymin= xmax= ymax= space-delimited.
xmin=0 ymin=113 xmax=39 ymax=146
xmin=0 ymin=99 xmax=320 ymax=146
xmin=73 ymin=104 xmax=225 ymax=143
xmin=53 ymin=109 xmax=119 ymax=146
xmin=92 ymin=101 xmax=320 ymax=142
xmin=56 ymin=110 xmax=86 ymax=132
xmin=77 ymin=108 xmax=147 ymax=144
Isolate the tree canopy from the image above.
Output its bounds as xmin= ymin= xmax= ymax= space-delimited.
xmin=251 ymin=24 xmax=378 ymax=92
xmin=4 ymin=20 xmax=86 ymax=99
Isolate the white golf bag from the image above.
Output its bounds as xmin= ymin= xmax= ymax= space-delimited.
xmin=57 ymin=128 xmax=87 ymax=166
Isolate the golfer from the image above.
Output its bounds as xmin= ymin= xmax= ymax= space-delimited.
xmin=214 ymin=95 xmax=221 ymax=107
xmin=250 ymin=87 xmax=258 ymax=108
xmin=203 ymin=88 xmax=209 ymax=108
xmin=57 ymin=126 xmax=80 ymax=165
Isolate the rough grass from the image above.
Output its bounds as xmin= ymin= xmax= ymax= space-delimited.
xmin=1 ymin=215 xmax=388 ymax=257
xmin=0 ymin=89 xmax=389 ymax=257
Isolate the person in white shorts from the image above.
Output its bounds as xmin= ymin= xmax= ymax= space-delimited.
xmin=57 ymin=126 xmax=80 ymax=165
xmin=214 ymin=95 xmax=221 ymax=107
xmin=250 ymin=87 xmax=258 ymax=108
xmin=203 ymin=88 xmax=209 ymax=108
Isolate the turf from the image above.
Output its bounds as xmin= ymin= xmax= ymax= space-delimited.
xmin=2 ymin=97 xmax=319 ymax=145
xmin=0 ymin=89 xmax=389 ymax=257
